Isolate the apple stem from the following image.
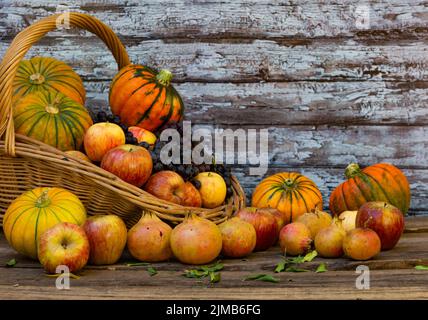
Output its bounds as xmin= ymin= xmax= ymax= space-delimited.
xmin=35 ymin=189 xmax=51 ymax=208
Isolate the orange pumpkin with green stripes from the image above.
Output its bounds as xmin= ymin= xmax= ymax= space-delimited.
xmin=13 ymin=90 xmax=93 ymax=151
xmin=13 ymin=56 xmax=86 ymax=105
xmin=329 ymin=163 xmax=411 ymax=216
xmin=3 ymin=187 xmax=87 ymax=259
xmin=252 ymin=172 xmax=323 ymax=224
xmin=109 ymin=65 xmax=184 ymax=132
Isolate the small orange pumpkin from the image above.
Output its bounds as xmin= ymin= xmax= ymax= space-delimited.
xmin=329 ymin=163 xmax=411 ymax=216
xmin=109 ymin=65 xmax=184 ymax=132
xmin=252 ymin=172 xmax=323 ymax=223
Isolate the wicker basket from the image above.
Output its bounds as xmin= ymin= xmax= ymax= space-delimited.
xmin=0 ymin=12 xmax=245 ymax=227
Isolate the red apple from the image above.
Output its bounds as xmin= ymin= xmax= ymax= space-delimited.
xmin=38 ymin=222 xmax=90 ymax=274
xmin=144 ymin=171 xmax=202 ymax=207
xmin=83 ymin=215 xmax=127 ymax=265
xmin=356 ymin=201 xmax=404 ymax=250
xmin=235 ymin=207 xmax=278 ymax=251
xmin=101 ymin=144 xmax=153 ymax=187
xmin=84 ymin=122 xmax=125 ymax=162
xmin=128 ymin=126 xmax=157 ymax=148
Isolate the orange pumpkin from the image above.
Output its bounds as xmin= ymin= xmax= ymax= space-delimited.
xmin=329 ymin=163 xmax=411 ymax=216
xmin=252 ymin=172 xmax=323 ymax=223
xmin=109 ymin=65 xmax=184 ymax=132
xmin=13 ymin=56 xmax=85 ymax=105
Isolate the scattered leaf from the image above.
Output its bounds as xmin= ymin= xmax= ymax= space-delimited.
xmin=209 ymin=272 xmax=221 ymax=283
xmin=288 ymin=256 xmax=305 ymax=264
xmin=415 ymin=265 xmax=428 ymax=270
xmin=183 ymin=261 xmax=223 ymax=281
xmin=147 ymin=266 xmax=157 ymax=276
xmin=6 ymin=259 xmax=16 ymax=267
xmin=126 ymin=262 xmax=150 ymax=267
xmin=183 ymin=269 xmax=209 ymax=279
xmin=274 ymin=260 xmax=286 ymax=273
xmin=302 ymin=250 xmax=318 ymax=262
xmin=284 ymin=266 xmax=309 ymax=273
xmin=316 ymin=263 xmax=327 ymax=273
xmin=244 ymin=274 xmax=279 ymax=283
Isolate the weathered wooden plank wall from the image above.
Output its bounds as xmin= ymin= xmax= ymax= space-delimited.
xmin=1 ymin=0 xmax=427 ymax=214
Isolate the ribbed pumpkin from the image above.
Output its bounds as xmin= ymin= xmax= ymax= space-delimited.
xmin=329 ymin=163 xmax=411 ymax=216
xmin=109 ymin=65 xmax=184 ymax=132
xmin=252 ymin=172 xmax=323 ymax=223
xmin=13 ymin=56 xmax=86 ymax=104
xmin=3 ymin=187 xmax=87 ymax=259
xmin=13 ymin=90 xmax=93 ymax=151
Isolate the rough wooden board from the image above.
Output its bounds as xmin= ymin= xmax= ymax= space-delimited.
xmin=0 ymin=229 xmax=428 ymax=300
xmin=0 ymin=270 xmax=428 ymax=300
xmin=3 ymin=38 xmax=428 ymax=82
xmin=1 ymin=228 xmax=427 ymax=272
xmin=83 ymin=81 xmax=428 ymax=126
xmin=2 ymin=0 xmax=428 ymax=41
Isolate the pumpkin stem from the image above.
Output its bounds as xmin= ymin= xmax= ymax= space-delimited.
xmin=35 ymin=189 xmax=51 ymax=208
xmin=345 ymin=163 xmax=361 ymax=179
xmin=283 ymin=178 xmax=294 ymax=188
xmin=29 ymin=73 xmax=45 ymax=84
xmin=156 ymin=69 xmax=173 ymax=86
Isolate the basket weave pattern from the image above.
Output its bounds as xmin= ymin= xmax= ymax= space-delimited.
xmin=0 ymin=13 xmax=245 ymax=227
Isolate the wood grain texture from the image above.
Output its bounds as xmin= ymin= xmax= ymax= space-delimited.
xmin=2 ymin=0 xmax=428 ymax=40
xmin=1 ymin=0 xmax=428 ymax=214
xmin=1 ymin=224 xmax=427 ymax=300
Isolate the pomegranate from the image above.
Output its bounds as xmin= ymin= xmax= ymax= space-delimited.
xmin=343 ymin=228 xmax=381 ymax=260
xmin=170 ymin=214 xmax=222 ymax=265
xmin=235 ymin=207 xmax=278 ymax=251
xmin=338 ymin=210 xmax=357 ymax=232
xmin=356 ymin=201 xmax=404 ymax=250
xmin=296 ymin=208 xmax=332 ymax=239
xmin=264 ymin=208 xmax=286 ymax=233
xmin=219 ymin=217 xmax=256 ymax=258
xmin=279 ymin=222 xmax=312 ymax=256
xmin=314 ymin=220 xmax=346 ymax=258
xmin=127 ymin=211 xmax=172 ymax=262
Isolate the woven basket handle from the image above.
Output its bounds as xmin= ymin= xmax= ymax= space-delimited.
xmin=0 ymin=12 xmax=131 ymax=156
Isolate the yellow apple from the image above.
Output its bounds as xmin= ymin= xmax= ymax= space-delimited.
xmin=128 ymin=126 xmax=157 ymax=148
xmin=194 ymin=172 xmax=227 ymax=208
xmin=84 ymin=122 xmax=125 ymax=162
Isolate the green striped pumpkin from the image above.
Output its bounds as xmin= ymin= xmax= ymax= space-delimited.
xmin=13 ymin=56 xmax=86 ymax=105
xmin=2 ymin=187 xmax=87 ymax=259
xmin=13 ymin=90 xmax=93 ymax=151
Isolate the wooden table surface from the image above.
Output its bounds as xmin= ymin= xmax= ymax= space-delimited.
xmin=1 ymin=216 xmax=427 ymax=300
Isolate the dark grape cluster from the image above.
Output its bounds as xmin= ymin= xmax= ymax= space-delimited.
xmin=91 ymin=113 xmax=234 ymax=198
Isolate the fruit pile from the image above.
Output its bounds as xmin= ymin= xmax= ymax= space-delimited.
xmin=5 ymin=55 xmax=412 ymax=274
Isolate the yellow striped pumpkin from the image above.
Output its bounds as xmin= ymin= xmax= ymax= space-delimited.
xmin=252 ymin=172 xmax=323 ymax=223
xmin=3 ymin=187 xmax=87 ymax=259
xmin=13 ymin=56 xmax=86 ymax=105
xmin=13 ymin=90 xmax=93 ymax=151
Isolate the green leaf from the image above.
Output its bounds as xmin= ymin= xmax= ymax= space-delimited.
xmin=415 ymin=265 xmax=428 ymax=270
xmin=302 ymin=250 xmax=318 ymax=262
xmin=244 ymin=274 xmax=279 ymax=283
xmin=147 ymin=267 xmax=157 ymax=276
xmin=183 ymin=269 xmax=208 ymax=279
xmin=126 ymin=262 xmax=150 ymax=267
xmin=6 ymin=259 xmax=16 ymax=267
xmin=315 ymin=263 xmax=327 ymax=273
xmin=274 ymin=260 xmax=287 ymax=273
xmin=209 ymin=272 xmax=221 ymax=283
xmin=284 ymin=266 xmax=309 ymax=273
xmin=200 ymin=262 xmax=224 ymax=273
xmin=288 ymin=256 xmax=305 ymax=264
